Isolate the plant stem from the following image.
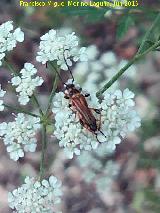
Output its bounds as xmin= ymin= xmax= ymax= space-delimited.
xmin=4 ymin=58 xmax=18 ymax=76
xmin=39 ymin=62 xmax=60 ymax=181
xmin=32 ymin=93 xmax=44 ymax=116
xmin=45 ymin=62 xmax=60 ymax=115
xmin=96 ymin=39 xmax=160 ymax=97
xmin=48 ymin=62 xmax=63 ymax=84
xmin=3 ymin=103 xmax=40 ymax=117
xmin=46 ymin=73 xmax=59 ymax=114
xmin=39 ymin=124 xmax=47 ymax=181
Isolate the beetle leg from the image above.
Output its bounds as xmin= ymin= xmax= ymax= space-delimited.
xmin=84 ymin=93 xmax=90 ymax=97
xmin=89 ymin=108 xmax=102 ymax=130
xmin=91 ymin=109 xmax=107 ymax=141
xmin=78 ymin=87 xmax=82 ymax=92
xmin=96 ymin=114 xmax=107 ymax=138
xmin=97 ymin=112 xmax=102 ymax=131
xmin=68 ymin=103 xmax=72 ymax=108
xmin=64 ymin=95 xmax=69 ymax=99
xmin=83 ymin=123 xmax=94 ymax=133
xmin=79 ymin=119 xmax=84 ymax=126
xmin=90 ymin=108 xmax=102 ymax=114
xmin=95 ymin=133 xmax=102 ymax=143
xmin=69 ymin=106 xmax=78 ymax=121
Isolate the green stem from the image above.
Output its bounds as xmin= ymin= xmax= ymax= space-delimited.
xmin=3 ymin=103 xmax=40 ymax=117
xmin=39 ymin=124 xmax=47 ymax=181
xmin=4 ymin=58 xmax=18 ymax=76
xmin=46 ymin=73 xmax=59 ymax=114
xmin=96 ymin=39 xmax=160 ymax=97
xmin=32 ymin=94 xmax=44 ymax=116
xmin=38 ymin=63 xmax=60 ymax=181
xmin=45 ymin=62 xmax=60 ymax=115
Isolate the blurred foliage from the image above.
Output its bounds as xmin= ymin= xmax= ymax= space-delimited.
xmin=143 ymin=187 xmax=160 ymax=213
xmin=116 ymin=14 xmax=135 ymax=39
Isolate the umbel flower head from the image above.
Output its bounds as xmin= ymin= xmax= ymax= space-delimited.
xmin=73 ymin=45 xmax=136 ymax=92
xmin=8 ymin=175 xmax=62 ymax=213
xmin=36 ymin=29 xmax=87 ymax=70
xmin=52 ymin=82 xmax=141 ymax=158
xmin=0 ymin=21 xmax=24 ymax=66
xmin=11 ymin=63 xmax=44 ymax=105
xmin=78 ymin=149 xmax=120 ymax=192
xmin=0 ymin=113 xmax=40 ymax=161
xmin=0 ymin=84 xmax=6 ymax=111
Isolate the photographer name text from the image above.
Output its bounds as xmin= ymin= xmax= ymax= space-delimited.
xmin=19 ymin=0 xmax=139 ymax=8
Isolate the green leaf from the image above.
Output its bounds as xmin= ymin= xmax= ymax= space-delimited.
xmin=138 ymin=13 xmax=160 ymax=54
xmin=116 ymin=15 xmax=134 ymax=40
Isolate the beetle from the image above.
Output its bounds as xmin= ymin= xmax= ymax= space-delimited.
xmin=63 ymin=83 xmax=106 ymax=142
xmin=46 ymin=58 xmax=106 ymax=142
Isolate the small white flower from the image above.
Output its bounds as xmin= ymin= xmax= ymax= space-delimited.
xmin=8 ymin=175 xmax=62 ymax=212
xmin=0 ymin=21 xmax=24 ymax=66
xmin=100 ymin=51 xmax=117 ymax=66
xmin=36 ymin=29 xmax=87 ymax=70
xmin=52 ymin=81 xmax=141 ymax=158
xmin=0 ymin=113 xmax=40 ymax=161
xmin=86 ymin=45 xmax=99 ymax=60
xmin=11 ymin=63 xmax=44 ymax=105
xmin=96 ymin=160 xmax=120 ymax=192
xmin=0 ymin=84 xmax=6 ymax=111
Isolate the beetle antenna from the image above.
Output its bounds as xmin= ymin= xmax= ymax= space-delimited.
xmin=95 ymin=133 xmax=102 ymax=144
xmin=95 ymin=131 xmax=107 ymax=143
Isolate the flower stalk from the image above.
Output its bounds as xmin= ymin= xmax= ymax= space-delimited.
xmin=39 ymin=124 xmax=47 ymax=181
xmin=96 ymin=39 xmax=160 ymax=97
xmin=45 ymin=62 xmax=60 ymax=114
xmin=31 ymin=93 xmax=44 ymax=116
xmin=3 ymin=103 xmax=40 ymax=117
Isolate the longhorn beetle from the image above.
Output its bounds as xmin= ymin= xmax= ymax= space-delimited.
xmin=47 ymin=58 xmax=106 ymax=142
xmin=63 ymin=83 xmax=106 ymax=142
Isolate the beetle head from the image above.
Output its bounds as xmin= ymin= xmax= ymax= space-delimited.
xmin=64 ymin=83 xmax=80 ymax=98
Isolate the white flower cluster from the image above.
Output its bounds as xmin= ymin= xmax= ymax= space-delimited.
xmin=77 ymin=149 xmax=120 ymax=192
xmin=0 ymin=84 xmax=6 ymax=111
xmin=0 ymin=21 xmax=24 ymax=66
xmin=36 ymin=29 xmax=87 ymax=70
xmin=52 ymin=83 xmax=141 ymax=158
xmin=74 ymin=45 xmax=136 ymax=92
xmin=11 ymin=63 xmax=44 ymax=105
xmin=8 ymin=175 xmax=62 ymax=213
xmin=0 ymin=113 xmax=40 ymax=161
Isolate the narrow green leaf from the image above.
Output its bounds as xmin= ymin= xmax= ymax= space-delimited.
xmin=116 ymin=15 xmax=134 ymax=40
xmin=138 ymin=12 xmax=160 ymax=54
